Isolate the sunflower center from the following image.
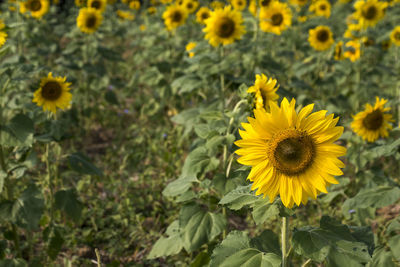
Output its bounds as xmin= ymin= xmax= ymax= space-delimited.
xmin=362 ymin=109 xmax=383 ymax=130
xmin=261 ymin=0 xmax=270 ymax=6
xmin=86 ymin=15 xmax=97 ymax=28
xmin=271 ymin=13 xmax=283 ymax=26
xmin=238 ymin=0 xmax=243 ymax=6
xmin=269 ymin=129 xmax=315 ymax=176
xmin=201 ymin=12 xmax=209 ymax=20
xmin=41 ymin=81 xmax=62 ymax=101
xmin=216 ymin=17 xmax=235 ymax=38
xmin=319 ymin=4 xmax=326 ymax=10
xmin=29 ymin=0 xmax=42 ymax=11
xmin=91 ymin=0 xmax=101 ymax=9
xmin=362 ymin=6 xmax=377 ymax=20
xmin=187 ymin=2 xmax=193 ymax=9
xmin=395 ymin=32 xmax=400 ymax=40
xmin=171 ymin=11 xmax=182 ymax=22
xmin=316 ymin=29 xmax=329 ymax=42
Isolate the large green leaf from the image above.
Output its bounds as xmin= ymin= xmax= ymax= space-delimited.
xmin=54 ymin=189 xmax=83 ymax=223
xmin=179 ymin=203 xmax=226 ymax=252
xmin=0 ymin=114 xmax=34 ymax=147
xmin=0 ymin=259 xmax=27 ymax=267
xmin=388 ymin=235 xmax=400 ymax=261
xmin=147 ymin=220 xmax=184 ymax=259
xmin=366 ymin=246 xmax=395 ymax=267
xmin=163 ymin=175 xmax=198 ymax=197
xmin=67 ymin=152 xmax=103 ymax=176
xmin=12 ymin=184 xmax=44 ymax=230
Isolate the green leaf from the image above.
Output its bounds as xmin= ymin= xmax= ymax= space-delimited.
xmin=54 ymin=189 xmax=83 ymax=223
xmin=47 ymin=226 xmax=64 ymax=260
xmin=367 ymin=246 xmax=395 ymax=267
xmin=342 ymin=187 xmax=400 ymax=217
xmin=388 ymin=235 xmax=400 ymax=261
xmin=67 ymin=152 xmax=103 ymax=176
xmin=163 ymin=175 xmax=198 ymax=197
xmin=13 ymin=184 xmax=44 ymax=230
xmin=179 ymin=203 xmax=226 ymax=252
xmin=147 ymin=220 xmax=183 ymax=259
xmin=251 ymin=199 xmax=280 ymax=225
xmin=0 ymin=259 xmax=27 ymax=267
xmin=0 ymin=114 xmax=34 ymax=147
xmin=171 ymin=74 xmax=203 ymax=94
xmin=190 ymin=252 xmax=210 ymax=267
xmin=219 ymin=185 xmax=259 ymax=210
xmin=0 ymin=171 xmax=6 ymax=194
xmin=250 ymin=230 xmax=281 ymax=256
xmin=104 ymin=90 xmax=119 ymax=105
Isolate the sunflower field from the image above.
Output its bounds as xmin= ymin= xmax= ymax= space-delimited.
xmin=0 ymin=0 xmax=400 ymax=266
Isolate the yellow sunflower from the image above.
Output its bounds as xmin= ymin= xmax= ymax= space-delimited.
xmin=353 ymin=0 xmax=387 ymax=29
xmin=381 ymin=40 xmax=391 ymax=50
xmin=390 ymin=26 xmax=400 ymax=46
xmin=248 ymin=0 xmax=257 ymax=16
xmin=161 ymin=0 xmax=173 ymax=3
xmin=75 ymin=0 xmax=85 ymax=7
xmin=0 ymin=32 xmax=7 ymax=48
xmin=259 ymin=0 xmax=274 ymax=8
xmin=259 ymin=1 xmax=292 ymax=35
xmin=290 ymin=0 xmax=307 ymax=6
xmin=20 ymin=0 xmax=49 ymax=19
xmin=148 ymin=6 xmax=157 ymax=14
xmin=87 ymin=0 xmax=107 ymax=12
xmin=247 ymin=74 xmax=279 ymax=111
xmin=308 ymin=26 xmax=334 ymax=51
xmin=140 ymin=24 xmax=147 ymax=31
xmin=162 ymin=5 xmax=187 ymax=31
xmin=231 ymin=0 xmax=247 ymax=11
xmin=182 ymin=0 xmax=199 ymax=13
xmin=235 ymin=98 xmax=346 ymax=208
xmin=77 ymin=7 xmax=103 ymax=34
xmin=33 ymin=72 xmax=72 ymax=114
xmin=196 ymin=7 xmax=211 ymax=24
xmin=203 ymin=5 xmax=245 ymax=47
xmin=343 ymin=40 xmax=361 ymax=62
xmin=343 ymin=23 xmax=361 ymax=38
xmin=334 ymin=41 xmax=344 ymax=60
xmin=210 ymin=1 xmax=225 ymax=10
xmin=186 ymin=42 xmax=196 ymax=57
xmin=351 ymin=97 xmax=393 ymax=142
xmin=309 ymin=0 xmax=331 ymax=18
xmin=116 ymin=10 xmax=135 ymax=20
xmin=129 ymin=0 xmax=140 ymax=9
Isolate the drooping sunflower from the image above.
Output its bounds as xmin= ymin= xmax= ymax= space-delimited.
xmin=309 ymin=0 xmax=331 ymax=18
xmin=186 ymin=42 xmax=196 ymax=57
xmin=235 ymin=98 xmax=346 ymax=208
xmin=259 ymin=1 xmax=292 ymax=35
xmin=343 ymin=40 xmax=361 ymax=62
xmin=20 ymin=0 xmax=49 ymax=19
xmin=381 ymin=40 xmax=391 ymax=50
xmin=390 ymin=26 xmax=400 ymax=46
xmin=351 ymin=97 xmax=393 ymax=142
xmin=116 ymin=10 xmax=135 ymax=20
xmin=33 ymin=72 xmax=72 ymax=114
xmin=334 ymin=41 xmax=344 ymax=60
xmin=308 ymin=26 xmax=334 ymax=51
xmin=77 ymin=7 xmax=103 ymax=34
xmin=353 ymin=0 xmax=387 ymax=29
xmin=196 ymin=7 xmax=211 ymax=24
xmin=247 ymin=74 xmax=279 ymax=111
xmin=182 ymin=0 xmax=199 ymax=13
xmin=162 ymin=5 xmax=188 ymax=31
xmin=203 ymin=5 xmax=245 ymax=47
xmin=231 ymin=0 xmax=247 ymax=11
xmin=87 ymin=0 xmax=107 ymax=12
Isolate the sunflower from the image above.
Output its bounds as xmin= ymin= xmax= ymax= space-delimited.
xmin=0 ymin=20 xmax=5 ymax=30
xmin=196 ymin=7 xmax=211 ymax=24
xmin=248 ymin=0 xmax=257 ymax=16
xmin=20 ymin=0 xmax=49 ymax=19
xmin=308 ymin=26 xmax=334 ymax=51
xmin=210 ymin=1 xmax=225 ymax=10
xmin=182 ymin=0 xmax=198 ymax=13
xmin=351 ymin=97 xmax=393 ymax=142
xmin=353 ymin=0 xmax=387 ymax=29
xmin=129 ymin=0 xmax=140 ymax=9
xmin=77 ymin=8 xmax=103 ymax=34
xmin=343 ymin=23 xmax=361 ymax=38
xmin=161 ymin=0 xmax=173 ymax=3
xmin=343 ymin=40 xmax=361 ymax=62
xmin=162 ymin=5 xmax=187 ymax=31
xmin=247 ymin=74 xmax=279 ymax=111
xmin=116 ymin=10 xmax=135 ymax=20
xmin=390 ymin=26 xmax=400 ymax=46
xmin=87 ymin=0 xmax=107 ymax=12
xmin=148 ymin=6 xmax=157 ymax=14
xmin=259 ymin=0 xmax=274 ymax=8
xmin=309 ymin=0 xmax=331 ymax=18
xmin=235 ymin=98 xmax=346 ymax=208
xmin=381 ymin=40 xmax=391 ymax=50
xmin=140 ymin=24 xmax=146 ymax=31
xmin=75 ymin=0 xmax=85 ymax=7
xmin=33 ymin=72 xmax=72 ymax=114
xmin=0 ymin=32 xmax=7 ymax=48
xmin=231 ymin=0 xmax=247 ymax=10
xmin=203 ymin=5 xmax=245 ymax=47
xmin=186 ymin=42 xmax=196 ymax=57
xmin=290 ymin=0 xmax=307 ymax=6
xmin=334 ymin=41 xmax=344 ymax=60
xmin=259 ymin=1 xmax=292 ymax=35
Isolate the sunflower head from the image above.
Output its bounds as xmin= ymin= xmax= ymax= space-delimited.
xmin=116 ymin=10 xmax=135 ymax=20
xmin=0 ymin=31 xmax=7 ymax=48
xmin=390 ymin=26 xmax=400 ymax=46
xmin=351 ymin=97 xmax=393 ymax=142
xmin=162 ymin=5 xmax=188 ymax=31
xmin=33 ymin=72 xmax=72 ymax=114
xmin=232 ymin=0 xmax=247 ymax=11
xmin=196 ymin=7 xmax=211 ymax=24
xmin=182 ymin=0 xmax=199 ymax=13
xmin=248 ymin=0 xmax=257 ymax=16
xmin=203 ymin=5 xmax=246 ymax=47
xmin=308 ymin=25 xmax=334 ymax=51
xmin=353 ymin=0 xmax=388 ymax=29
xmin=77 ymin=7 xmax=103 ymax=34
xmin=259 ymin=0 xmax=273 ymax=8
xmin=20 ymin=0 xmax=49 ymax=19
xmin=259 ymin=1 xmax=292 ymax=35
xmin=309 ymin=0 xmax=331 ymax=18
xmin=186 ymin=42 xmax=196 ymax=57
xmin=334 ymin=41 xmax=344 ymax=60
xmin=343 ymin=40 xmax=361 ymax=62
xmin=129 ymin=0 xmax=140 ymax=9
xmin=290 ymin=0 xmax=307 ymax=6
xmin=210 ymin=1 xmax=225 ymax=10
xmin=247 ymin=74 xmax=279 ymax=111
xmin=87 ymin=0 xmax=107 ymax=12
xmin=381 ymin=39 xmax=391 ymax=50
xmin=75 ymin=0 xmax=85 ymax=7
xmin=235 ymin=98 xmax=346 ymax=208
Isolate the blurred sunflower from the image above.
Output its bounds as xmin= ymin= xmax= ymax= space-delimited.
xmin=210 ymin=1 xmax=225 ymax=9
xmin=203 ymin=5 xmax=245 ymax=47
xmin=148 ymin=6 xmax=157 ymax=14
xmin=309 ymin=0 xmax=331 ymax=18
xmin=88 ymin=0 xmax=107 ymax=12
xmin=344 ymin=40 xmax=361 ymax=62
xmin=140 ymin=24 xmax=146 ymax=31
xmin=231 ymin=0 xmax=247 ymax=10
xmin=259 ymin=1 xmax=292 ymax=35
xmin=186 ymin=42 xmax=196 ymax=57
xmin=290 ymin=0 xmax=307 ymax=6
xmin=343 ymin=23 xmax=361 ymax=38
xmin=247 ymin=74 xmax=279 ymax=111
xmin=381 ymin=40 xmax=391 ymax=50
xmin=161 ymin=0 xmax=173 ymax=3
xmin=390 ymin=26 xmax=400 ymax=46
xmin=351 ymin=97 xmax=393 ymax=142
xmin=235 ymin=98 xmax=346 ymax=208
xmin=116 ymin=10 xmax=135 ymax=20
xmin=33 ymin=72 xmax=72 ymax=114
xmin=77 ymin=7 xmax=103 ymax=34
xmin=20 ymin=0 xmax=49 ymax=19
xmin=196 ymin=7 xmax=211 ymax=24
xmin=353 ymin=0 xmax=387 ymax=29
xmin=248 ymin=0 xmax=257 ymax=16
xmin=259 ymin=0 xmax=274 ymax=8
xmin=182 ymin=0 xmax=199 ymax=13
xmin=308 ymin=26 xmax=334 ymax=51
xmin=334 ymin=41 xmax=344 ymax=60
xmin=75 ymin=0 xmax=85 ymax=7
xmin=129 ymin=0 xmax=140 ymax=9
xmin=0 ymin=32 xmax=7 ymax=48
xmin=162 ymin=5 xmax=187 ymax=31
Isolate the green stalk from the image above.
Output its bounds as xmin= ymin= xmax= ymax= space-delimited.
xmin=282 ymin=216 xmax=290 ymax=267
xmin=45 ymin=142 xmax=54 ymax=225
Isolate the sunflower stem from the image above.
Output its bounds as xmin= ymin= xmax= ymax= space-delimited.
xmin=282 ymin=216 xmax=290 ymax=267
xmin=45 ymin=137 xmax=55 ymax=226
